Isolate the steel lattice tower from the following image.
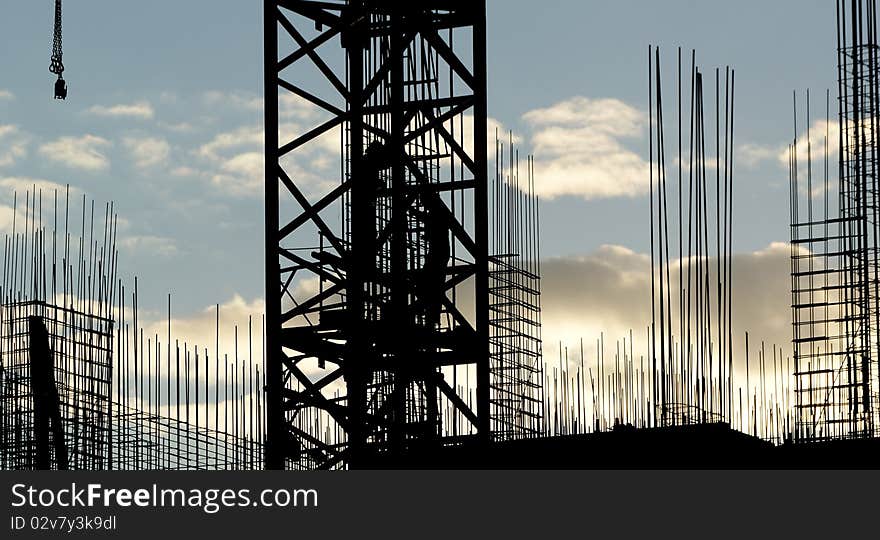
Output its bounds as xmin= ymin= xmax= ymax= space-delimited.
xmin=791 ymin=0 xmax=880 ymax=442
xmin=264 ymin=0 xmax=489 ymax=469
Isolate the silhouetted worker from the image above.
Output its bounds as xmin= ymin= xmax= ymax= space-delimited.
xmin=54 ymin=77 xmax=67 ymax=100
xmin=357 ymin=141 xmax=387 ymax=282
xmin=415 ymin=204 xmax=450 ymax=329
xmin=361 ymin=142 xmax=386 ymax=195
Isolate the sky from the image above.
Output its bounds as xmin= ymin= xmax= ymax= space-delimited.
xmin=0 ymin=1 xmax=838 ymax=354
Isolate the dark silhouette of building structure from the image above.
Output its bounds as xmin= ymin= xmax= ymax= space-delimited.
xmin=263 ymin=0 xmax=495 ymax=470
xmin=9 ymin=0 xmax=880 ymax=471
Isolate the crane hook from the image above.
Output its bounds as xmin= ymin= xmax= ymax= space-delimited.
xmin=50 ymin=0 xmax=66 ymax=100
xmin=54 ymin=76 xmax=67 ymax=100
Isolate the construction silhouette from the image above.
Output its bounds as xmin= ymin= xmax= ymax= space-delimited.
xmin=3 ymin=0 xmax=880 ymax=470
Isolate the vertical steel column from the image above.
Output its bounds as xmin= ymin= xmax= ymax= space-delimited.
xmin=263 ymin=0 xmax=282 ymax=470
xmin=28 ymin=316 xmax=68 ymax=470
xmin=30 ymin=317 xmax=51 ymax=470
xmin=388 ymin=10 xmax=407 ymax=456
xmin=345 ymin=0 xmax=367 ymax=466
xmin=473 ymin=2 xmax=490 ymax=442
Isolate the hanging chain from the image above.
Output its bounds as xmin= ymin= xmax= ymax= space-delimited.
xmin=49 ymin=0 xmax=64 ymax=76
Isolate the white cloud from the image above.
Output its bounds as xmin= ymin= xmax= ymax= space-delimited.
xmin=738 ymin=143 xmax=780 ymax=169
xmin=118 ymin=234 xmax=179 ymax=257
xmin=524 ymin=96 xmax=644 ymax=134
xmin=192 ymin=125 xmax=266 ymax=196
xmin=190 ymin=96 xmax=506 ymax=199
xmin=736 ymin=118 xmax=841 ymax=171
xmin=781 ymin=119 xmax=840 ymax=168
xmin=0 ymin=176 xmax=70 ymax=196
xmin=0 ymin=90 xmax=14 ymax=100
xmin=139 ymin=293 xmax=265 ymax=365
xmin=39 ymin=134 xmax=112 ymax=171
xmin=211 ymin=151 xmax=264 ymax=195
xmin=0 ymin=125 xmax=28 ymax=167
xmin=197 ymin=125 xmax=263 ymax=161
xmin=196 ymin=120 xmax=335 ymax=197
xmin=522 ymin=96 xmax=650 ymax=200
xmin=0 ymin=177 xmax=75 ymax=235
xmin=123 ymin=136 xmax=171 ymax=169
xmin=111 ymin=293 xmax=267 ymax=427
xmin=0 ymin=204 xmax=18 ymax=234
xmin=438 ymin=114 xmax=510 ymax=161
xmin=280 ymin=94 xmax=323 ymax=120
xmin=87 ymin=101 xmax=155 ymax=120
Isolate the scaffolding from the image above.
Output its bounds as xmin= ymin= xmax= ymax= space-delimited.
xmin=489 ymin=255 xmax=542 ymax=440
xmin=0 ymin=187 xmax=266 ymax=471
xmin=791 ymin=0 xmax=880 ymax=442
xmin=112 ymin=405 xmax=262 ymax=471
xmin=488 ymin=138 xmax=544 ymax=441
xmin=0 ymin=301 xmax=113 ymax=470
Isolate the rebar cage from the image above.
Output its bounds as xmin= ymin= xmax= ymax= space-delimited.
xmin=0 ymin=301 xmax=113 ymax=470
xmin=791 ymin=0 xmax=880 ymax=442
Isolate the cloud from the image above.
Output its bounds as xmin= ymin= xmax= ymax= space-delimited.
xmin=197 ymin=126 xmax=263 ymax=161
xmin=138 ymin=293 xmax=266 ymax=371
xmin=522 ymin=96 xmax=650 ymax=200
xmin=211 ymin=151 xmax=264 ymax=195
xmin=118 ymin=234 xmax=180 ymax=257
xmin=783 ymin=119 xmax=840 ymax=168
xmin=524 ymin=97 xmax=644 ymax=134
xmin=539 ymin=242 xmax=793 ymax=370
xmin=190 ymin=95 xmax=505 ymax=199
xmin=87 ymin=101 xmax=155 ymax=120
xmin=439 ymin=114 xmax=510 ymax=161
xmin=115 ymin=294 xmax=266 ymax=425
xmin=204 ymin=91 xmax=262 ymax=112
xmin=195 ymin=119 xmax=335 ymax=197
xmin=191 ymin=125 xmax=265 ymax=196
xmin=202 ymin=91 xmax=319 ymax=120
xmin=738 ymin=143 xmax=781 ymax=169
xmin=113 ymin=241 xmax=793 ymax=431
xmin=737 ymin=118 xmax=841 ymax=171
xmin=0 ymin=204 xmax=19 ymax=234
xmin=171 ymin=166 xmax=200 ymax=177
xmin=39 ymin=134 xmax=112 ymax=171
xmin=0 ymin=177 xmax=73 ymax=235
xmin=0 ymin=125 xmax=28 ymax=167
xmin=0 ymin=90 xmax=13 ymax=100
xmin=159 ymin=121 xmax=194 ymax=133
xmin=0 ymin=176 xmax=69 ymax=196
xmin=123 ymin=136 xmax=171 ymax=169
xmin=280 ymin=94 xmax=325 ymax=120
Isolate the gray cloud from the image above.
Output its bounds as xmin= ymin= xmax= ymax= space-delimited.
xmin=87 ymin=101 xmax=155 ymax=120
xmin=539 ymin=242 xmax=793 ymax=371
